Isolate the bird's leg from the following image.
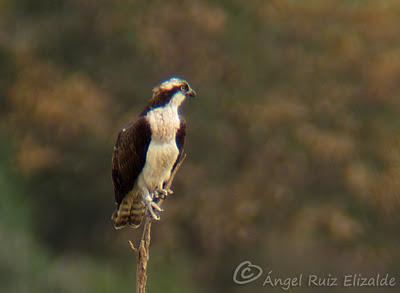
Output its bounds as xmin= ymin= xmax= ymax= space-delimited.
xmin=154 ymin=188 xmax=174 ymax=200
xmin=142 ymin=189 xmax=163 ymax=220
xmin=154 ymin=183 xmax=174 ymax=200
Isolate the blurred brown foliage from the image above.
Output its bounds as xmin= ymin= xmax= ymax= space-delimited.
xmin=1 ymin=0 xmax=400 ymax=292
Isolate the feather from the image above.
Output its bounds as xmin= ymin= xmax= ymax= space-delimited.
xmin=111 ymin=117 xmax=151 ymax=229
xmin=171 ymin=119 xmax=186 ymax=175
xmin=112 ymin=117 xmax=151 ymax=205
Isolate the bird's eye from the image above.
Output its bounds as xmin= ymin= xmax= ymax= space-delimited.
xmin=180 ymin=84 xmax=189 ymax=92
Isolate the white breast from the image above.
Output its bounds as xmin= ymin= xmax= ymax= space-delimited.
xmin=137 ymin=104 xmax=181 ymax=192
xmin=139 ymin=140 xmax=179 ymax=190
xmin=146 ymin=105 xmax=181 ymax=141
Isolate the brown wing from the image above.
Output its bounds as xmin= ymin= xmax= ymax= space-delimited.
xmin=171 ymin=118 xmax=186 ymax=173
xmin=112 ymin=117 xmax=151 ymax=206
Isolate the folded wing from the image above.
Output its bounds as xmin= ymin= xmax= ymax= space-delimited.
xmin=112 ymin=117 xmax=152 ymax=206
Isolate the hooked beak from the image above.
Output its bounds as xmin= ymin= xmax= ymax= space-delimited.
xmin=187 ymin=88 xmax=197 ymax=98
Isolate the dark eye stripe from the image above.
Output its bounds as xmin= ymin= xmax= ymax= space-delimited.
xmin=180 ymin=84 xmax=189 ymax=91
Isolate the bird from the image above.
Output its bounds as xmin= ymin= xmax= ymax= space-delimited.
xmin=111 ymin=77 xmax=196 ymax=229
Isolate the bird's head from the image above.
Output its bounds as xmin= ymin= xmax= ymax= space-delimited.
xmin=147 ymin=77 xmax=196 ymax=110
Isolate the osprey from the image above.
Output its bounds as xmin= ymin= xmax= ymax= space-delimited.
xmin=111 ymin=78 xmax=196 ymax=229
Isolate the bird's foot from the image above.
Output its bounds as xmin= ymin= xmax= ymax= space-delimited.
xmin=154 ymin=188 xmax=174 ymax=200
xmin=142 ymin=193 xmax=163 ymax=220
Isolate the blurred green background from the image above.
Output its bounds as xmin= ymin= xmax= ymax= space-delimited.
xmin=1 ymin=0 xmax=400 ymax=292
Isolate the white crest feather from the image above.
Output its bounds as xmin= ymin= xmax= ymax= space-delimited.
xmin=152 ymin=77 xmax=187 ymax=93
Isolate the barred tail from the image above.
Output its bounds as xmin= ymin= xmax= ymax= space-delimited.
xmin=112 ymin=192 xmax=145 ymax=229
